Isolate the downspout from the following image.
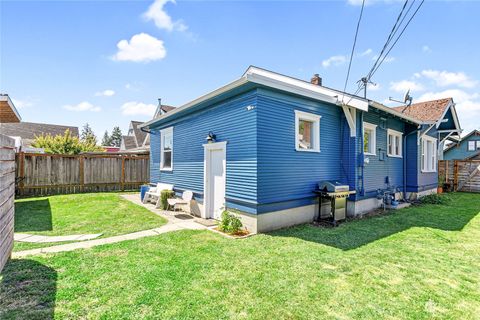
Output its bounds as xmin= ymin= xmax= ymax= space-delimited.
xmin=403 ymin=126 xmax=421 ymax=201
xmin=360 ymin=111 xmax=365 ymax=196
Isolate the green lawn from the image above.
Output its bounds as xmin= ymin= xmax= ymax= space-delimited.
xmin=2 ymin=193 xmax=480 ymax=319
xmin=13 ymin=193 xmax=167 ymax=252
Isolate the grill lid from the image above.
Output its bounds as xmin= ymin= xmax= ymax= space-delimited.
xmin=318 ymin=181 xmax=350 ymax=193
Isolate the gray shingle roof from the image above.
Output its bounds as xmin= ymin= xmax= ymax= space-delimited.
xmin=121 ymin=135 xmax=137 ymax=150
xmin=0 ymin=122 xmax=79 ymax=147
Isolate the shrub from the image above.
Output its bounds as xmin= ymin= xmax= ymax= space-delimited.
xmin=420 ymin=193 xmax=452 ymax=205
xmin=31 ymin=129 xmax=104 ymax=154
xmin=160 ymin=190 xmax=175 ymax=210
xmin=218 ymin=210 xmax=243 ymax=234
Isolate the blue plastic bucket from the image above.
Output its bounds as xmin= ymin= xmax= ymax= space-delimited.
xmin=140 ymin=185 xmax=150 ymax=201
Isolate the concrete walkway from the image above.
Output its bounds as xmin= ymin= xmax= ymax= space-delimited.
xmin=13 ymin=194 xmax=208 ymax=258
xmin=14 ymin=233 xmax=103 ymax=243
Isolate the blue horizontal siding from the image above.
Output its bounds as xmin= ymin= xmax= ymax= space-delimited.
xmin=360 ymin=110 xmax=406 ymax=198
xmin=150 ymin=89 xmax=258 ymax=208
xmin=256 ymin=88 xmax=348 ymax=205
xmin=444 ymin=133 xmax=480 ymax=160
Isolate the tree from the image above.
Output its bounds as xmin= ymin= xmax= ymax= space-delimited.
xmin=101 ymin=130 xmax=112 ymax=146
xmin=110 ymin=126 xmax=122 ymax=147
xmin=81 ymin=123 xmax=98 ymax=145
xmin=31 ymin=129 xmax=104 ymax=154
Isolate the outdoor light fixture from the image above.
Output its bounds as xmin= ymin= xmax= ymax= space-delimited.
xmin=206 ymin=131 xmax=216 ymax=143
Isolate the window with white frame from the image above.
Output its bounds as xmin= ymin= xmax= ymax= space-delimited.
xmin=477 ymin=141 xmax=480 ymax=150
xmin=421 ymin=136 xmax=437 ymax=172
xmin=387 ymin=129 xmax=403 ymax=157
xmin=295 ymin=110 xmax=321 ymax=152
xmin=363 ymin=122 xmax=377 ymax=155
xmin=160 ymin=127 xmax=173 ymax=170
xmin=468 ymin=141 xmax=476 ymax=151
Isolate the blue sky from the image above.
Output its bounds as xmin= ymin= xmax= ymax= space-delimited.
xmin=1 ymin=0 xmax=480 ymax=138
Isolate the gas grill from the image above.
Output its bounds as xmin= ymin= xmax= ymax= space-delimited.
xmin=314 ymin=181 xmax=356 ymax=226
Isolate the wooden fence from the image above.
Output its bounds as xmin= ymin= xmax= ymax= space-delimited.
xmin=439 ymin=160 xmax=480 ymax=192
xmin=0 ymin=134 xmax=15 ymax=271
xmin=15 ymin=152 xmax=150 ymax=197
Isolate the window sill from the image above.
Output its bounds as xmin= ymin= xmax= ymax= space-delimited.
xmin=160 ymin=168 xmax=173 ymax=172
xmin=421 ymin=170 xmax=437 ymax=173
xmin=364 ymin=152 xmax=376 ymax=156
xmin=387 ymin=154 xmax=403 ymax=158
xmin=295 ymin=148 xmax=321 ymax=153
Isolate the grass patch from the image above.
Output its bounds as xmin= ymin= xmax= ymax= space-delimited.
xmin=2 ymin=193 xmax=480 ymax=319
xmin=13 ymin=193 xmax=167 ymax=251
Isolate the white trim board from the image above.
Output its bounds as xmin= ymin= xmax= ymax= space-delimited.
xmin=203 ymin=141 xmax=227 ymax=220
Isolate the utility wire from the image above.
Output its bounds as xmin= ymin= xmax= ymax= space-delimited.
xmin=369 ymin=0 xmax=425 ymax=79
xmin=366 ymin=0 xmax=411 ymax=80
xmin=342 ymin=0 xmax=366 ymax=104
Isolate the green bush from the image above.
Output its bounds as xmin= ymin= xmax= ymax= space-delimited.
xmin=31 ymin=129 xmax=104 ymax=154
xmin=420 ymin=193 xmax=452 ymax=205
xmin=218 ymin=210 xmax=243 ymax=234
xmin=160 ymin=190 xmax=175 ymax=210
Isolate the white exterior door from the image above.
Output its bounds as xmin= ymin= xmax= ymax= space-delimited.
xmin=204 ymin=142 xmax=226 ymax=220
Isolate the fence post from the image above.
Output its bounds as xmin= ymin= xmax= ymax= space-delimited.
xmin=79 ymin=155 xmax=85 ymax=192
xmin=453 ymin=160 xmax=459 ymax=191
xmin=18 ymin=152 xmax=25 ymax=196
xmin=121 ymin=156 xmax=125 ymax=191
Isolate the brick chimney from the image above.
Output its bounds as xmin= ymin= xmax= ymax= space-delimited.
xmin=310 ymin=74 xmax=322 ymax=86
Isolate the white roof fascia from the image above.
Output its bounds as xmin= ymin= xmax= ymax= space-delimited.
xmin=369 ymin=101 xmax=423 ymax=125
xmin=0 ymin=95 xmax=22 ymax=121
xmin=139 ymin=77 xmax=248 ymax=129
xmin=244 ymin=66 xmax=369 ymax=111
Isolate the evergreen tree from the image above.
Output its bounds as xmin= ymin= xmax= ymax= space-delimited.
xmin=110 ymin=126 xmax=122 ymax=147
xmin=81 ymin=123 xmax=98 ymax=145
xmin=101 ymin=130 xmax=112 ymax=146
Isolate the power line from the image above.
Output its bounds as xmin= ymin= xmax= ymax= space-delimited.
xmin=368 ymin=0 xmax=425 ymax=79
xmin=366 ymin=0 xmax=411 ymax=80
xmin=342 ymin=0 xmax=366 ymax=104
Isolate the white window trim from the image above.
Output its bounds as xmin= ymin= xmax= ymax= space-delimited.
xmin=476 ymin=141 xmax=480 ymax=150
xmin=468 ymin=141 xmax=476 ymax=151
xmin=387 ymin=129 xmax=403 ymax=158
xmin=363 ymin=122 xmax=377 ymax=156
xmin=294 ymin=110 xmax=321 ymax=153
xmin=160 ymin=126 xmax=173 ymax=171
xmin=421 ymin=135 xmax=437 ymax=173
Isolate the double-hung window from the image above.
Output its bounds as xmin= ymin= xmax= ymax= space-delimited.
xmin=295 ymin=110 xmax=321 ymax=152
xmin=387 ymin=129 xmax=403 ymax=157
xmin=468 ymin=141 xmax=475 ymax=151
xmin=421 ymin=136 xmax=437 ymax=172
xmin=363 ymin=122 xmax=377 ymax=155
xmin=160 ymin=127 xmax=173 ymax=171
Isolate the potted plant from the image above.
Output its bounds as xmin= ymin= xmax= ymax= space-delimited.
xmin=438 ymin=175 xmax=446 ymax=194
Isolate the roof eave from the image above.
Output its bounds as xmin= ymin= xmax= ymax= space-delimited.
xmin=369 ymin=101 xmax=423 ymax=125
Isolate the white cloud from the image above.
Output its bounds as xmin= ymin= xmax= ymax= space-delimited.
xmin=420 ymin=70 xmax=477 ymax=88
xmin=359 ymin=48 xmax=372 ymax=57
xmin=112 ymin=33 xmax=166 ymax=63
xmin=143 ymin=0 xmax=187 ymax=32
xmin=389 ymin=80 xmax=425 ymax=92
xmin=95 ymin=89 xmax=115 ymax=97
xmin=422 ymin=45 xmax=432 ymax=53
xmin=322 ymin=55 xmax=347 ymax=68
xmin=121 ymin=101 xmax=156 ymax=116
xmin=63 ymin=101 xmax=101 ymax=112
xmin=12 ymin=98 xmax=33 ymax=109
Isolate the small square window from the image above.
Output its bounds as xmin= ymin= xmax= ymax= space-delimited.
xmin=387 ymin=129 xmax=402 ymax=158
xmin=468 ymin=141 xmax=476 ymax=151
xmin=295 ymin=110 xmax=321 ymax=152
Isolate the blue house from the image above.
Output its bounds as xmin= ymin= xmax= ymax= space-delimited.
xmin=444 ymin=130 xmax=480 ymax=160
xmin=140 ymin=67 xmax=461 ymax=232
